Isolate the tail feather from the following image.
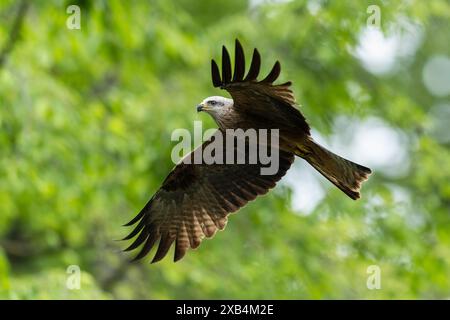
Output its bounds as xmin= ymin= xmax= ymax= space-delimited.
xmin=296 ymin=138 xmax=372 ymax=200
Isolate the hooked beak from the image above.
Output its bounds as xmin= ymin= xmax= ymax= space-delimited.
xmin=196 ymin=104 xmax=204 ymax=112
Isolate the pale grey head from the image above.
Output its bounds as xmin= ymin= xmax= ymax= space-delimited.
xmin=197 ymin=96 xmax=234 ymax=125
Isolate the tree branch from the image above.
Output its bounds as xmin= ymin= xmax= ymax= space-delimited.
xmin=0 ymin=0 xmax=30 ymax=70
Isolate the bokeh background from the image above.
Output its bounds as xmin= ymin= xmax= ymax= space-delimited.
xmin=0 ymin=0 xmax=449 ymax=299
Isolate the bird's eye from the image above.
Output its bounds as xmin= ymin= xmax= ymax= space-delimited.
xmin=209 ymin=100 xmax=217 ymax=106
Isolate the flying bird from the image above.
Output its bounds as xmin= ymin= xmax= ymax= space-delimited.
xmin=123 ymin=39 xmax=372 ymax=263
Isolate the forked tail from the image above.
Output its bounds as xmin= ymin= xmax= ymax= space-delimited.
xmin=296 ymin=138 xmax=372 ymax=200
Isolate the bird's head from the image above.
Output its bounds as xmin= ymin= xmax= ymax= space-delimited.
xmin=196 ymin=96 xmax=233 ymax=121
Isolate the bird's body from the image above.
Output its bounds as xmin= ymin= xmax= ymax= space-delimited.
xmin=197 ymin=95 xmax=309 ymax=160
xmin=123 ymin=40 xmax=372 ymax=263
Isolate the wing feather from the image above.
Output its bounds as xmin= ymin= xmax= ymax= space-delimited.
xmin=123 ymin=132 xmax=294 ymax=263
xmin=132 ymin=230 xmax=158 ymax=262
xmin=244 ymin=48 xmax=261 ymax=81
xmin=174 ymin=221 xmax=189 ymax=262
xmin=212 ymin=39 xmax=310 ymax=134
xmin=152 ymin=232 xmax=176 ymax=263
xmin=233 ymin=39 xmax=245 ymax=81
xmin=261 ymin=61 xmax=281 ymax=83
xmin=221 ymin=46 xmax=232 ymax=84
xmin=121 ymin=217 xmax=146 ymax=240
xmin=211 ymin=59 xmax=221 ymax=87
xmin=123 ymin=225 xmax=150 ymax=251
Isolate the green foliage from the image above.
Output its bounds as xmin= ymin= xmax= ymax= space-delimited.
xmin=0 ymin=0 xmax=449 ymax=299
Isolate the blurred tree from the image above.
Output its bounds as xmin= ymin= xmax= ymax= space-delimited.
xmin=0 ymin=0 xmax=449 ymax=299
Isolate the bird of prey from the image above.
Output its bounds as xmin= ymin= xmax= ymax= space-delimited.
xmin=123 ymin=39 xmax=371 ymax=263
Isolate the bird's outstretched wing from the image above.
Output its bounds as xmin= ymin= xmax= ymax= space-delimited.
xmin=123 ymin=130 xmax=294 ymax=263
xmin=211 ymin=39 xmax=310 ymax=134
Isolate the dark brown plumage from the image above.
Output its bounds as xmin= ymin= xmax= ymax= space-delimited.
xmin=123 ymin=131 xmax=294 ymax=263
xmin=123 ymin=39 xmax=372 ymax=263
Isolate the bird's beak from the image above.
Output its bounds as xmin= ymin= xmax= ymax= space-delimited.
xmin=196 ymin=104 xmax=204 ymax=112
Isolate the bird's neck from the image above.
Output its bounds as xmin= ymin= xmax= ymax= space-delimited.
xmin=214 ymin=110 xmax=238 ymax=130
